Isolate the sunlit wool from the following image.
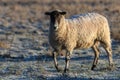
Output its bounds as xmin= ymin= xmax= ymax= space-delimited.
xmin=49 ymin=12 xmax=111 ymax=53
xmin=47 ymin=10 xmax=113 ymax=72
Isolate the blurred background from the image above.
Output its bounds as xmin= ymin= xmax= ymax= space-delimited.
xmin=0 ymin=0 xmax=119 ymax=59
xmin=0 ymin=0 xmax=120 ymax=79
xmin=0 ymin=0 xmax=120 ymax=40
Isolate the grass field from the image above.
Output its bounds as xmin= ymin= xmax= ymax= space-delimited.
xmin=0 ymin=0 xmax=119 ymax=40
xmin=0 ymin=0 xmax=120 ymax=80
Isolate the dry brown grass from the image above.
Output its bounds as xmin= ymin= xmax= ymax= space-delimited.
xmin=111 ymin=27 xmax=120 ymax=40
xmin=0 ymin=0 xmax=119 ymax=40
xmin=0 ymin=41 xmax=10 ymax=49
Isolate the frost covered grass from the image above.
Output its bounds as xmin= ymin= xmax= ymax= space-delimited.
xmin=0 ymin=0 xmax=120 ymax=80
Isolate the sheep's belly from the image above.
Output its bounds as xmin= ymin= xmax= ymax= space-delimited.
xmin=75 ymin=42 xmax=94 ymax=49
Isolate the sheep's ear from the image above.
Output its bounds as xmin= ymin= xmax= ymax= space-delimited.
xmin=45 ymin=12 xmax=51 ymax=15
xmin=60 ymin=11 xmax=66 ymax=15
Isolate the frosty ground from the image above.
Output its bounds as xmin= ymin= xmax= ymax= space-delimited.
xmin=0 ymin=0 xmax=120 ymax=80
xmin=0 ymin=24 xmax=120 ymax=79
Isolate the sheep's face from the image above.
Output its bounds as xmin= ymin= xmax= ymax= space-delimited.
xmin=45 ymin=10 xmax=66 ymax=31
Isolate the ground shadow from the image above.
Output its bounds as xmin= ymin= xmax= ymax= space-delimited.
xmin=0 ymin=51 xmax=111 ymax=63
xmin=0 ymin=53 xmax=94 ymax=62
xmin=0 ymin=54 xmax=53 ymax=62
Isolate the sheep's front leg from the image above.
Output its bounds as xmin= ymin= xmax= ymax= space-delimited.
xmin=64 ymin=51 xmax=71 ymax=73
xmin=91 ymin=45 xmax=100 ymax=70
xmin=53 ymin=51 xmax=62 ymax=72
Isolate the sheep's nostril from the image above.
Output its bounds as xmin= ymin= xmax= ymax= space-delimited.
xmin=53 ymin=26 xmax=56 ymax=30
xmin=53 ymin=25 xmax=58 ymax=30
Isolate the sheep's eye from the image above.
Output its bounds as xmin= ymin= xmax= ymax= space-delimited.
xmin=57 ymin=13 xmax=60 ymax=16
xmin=54 ymin=13 xmax=59 ymax=17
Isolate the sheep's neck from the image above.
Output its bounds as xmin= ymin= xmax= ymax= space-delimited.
xmin=55 ymin=19 xmax=67 ymax=42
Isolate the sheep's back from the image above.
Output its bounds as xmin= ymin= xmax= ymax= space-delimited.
xmin=67 ymin=13 xmax=110 ymax=49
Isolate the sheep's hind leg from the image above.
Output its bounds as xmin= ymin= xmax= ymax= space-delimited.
xmin=53 ymin=51 xmax=62 ymax=72
xmin=102 ymin=40 xmax=114 ymax=70
xmin=64 ymin=51 xmax=71 ymax=73
xmin=91 ymin=42 xmax=100 ymax=70
xmin=104 ymin=46 xmax=114 ymax=70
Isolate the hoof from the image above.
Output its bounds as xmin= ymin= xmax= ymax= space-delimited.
xmin=62 ymin=72 xmax=69 ymax=77
xmin=56 ymin=67 xmax=63 ymax=72
xmin=64 ymin=68 xmax=69 ymax=73
xmin=91 ymin=65 xmax=96 ymax=70
xmin=107 ymin=67 xmax=114 ymax=71
xmin=107 ymin=64 xmax=115 ymax=71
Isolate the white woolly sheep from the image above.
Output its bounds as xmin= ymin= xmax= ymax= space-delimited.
xmin=45 ymin=10 xmax=114 ymax=73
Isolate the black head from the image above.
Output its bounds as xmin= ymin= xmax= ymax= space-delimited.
xmin=45 ymin=10 xmax=66 ymax=31
xmin=45 ymin=10 xmax=66 ymax=15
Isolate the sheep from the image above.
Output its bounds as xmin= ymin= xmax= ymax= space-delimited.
xmin=45 ymin=10 xmax=114 ymax=73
